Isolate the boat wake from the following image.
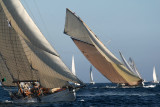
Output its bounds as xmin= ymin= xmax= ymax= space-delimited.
xmin=4 ymin=100 xmax=13 ymax=103
xmin=143 ymin=85 xmax=156 ymax=88
xmin=105 ymin=86 xmax=117 ymax=88
xmin=105 ymin=85 xmax=137 ymax=89
xmin=80 ymin=99 xmax=85 ymax=102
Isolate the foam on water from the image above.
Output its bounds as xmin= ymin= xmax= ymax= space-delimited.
xmin=80 ymin=99 xmax=85 ymax=102
xmin=4 ymin=100 xmax=13 ymax=103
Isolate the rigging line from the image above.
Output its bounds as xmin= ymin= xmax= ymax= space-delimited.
xmin=23 ymin=0 xmax=39 ymax=27
xmin=22 ymin=0 xmax=53 ymax=47
xmin=33 ymin=0 xmax=51 ymax=40
xmin=22 ymin=0 xmax=44 ymax=41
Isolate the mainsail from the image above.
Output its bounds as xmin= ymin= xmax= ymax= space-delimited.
xmin=0 ymin=0 xmax=83 ymax=88
xmin=153 ymin=66 xmax=159 ymax=83
xmin=64 ymin=8 xmax=143 ymax=86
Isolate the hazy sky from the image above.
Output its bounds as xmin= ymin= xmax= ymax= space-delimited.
xmin=21 ymin=0 xmax=160 ymax=83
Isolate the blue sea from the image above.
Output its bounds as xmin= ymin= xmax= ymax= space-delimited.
xmin=0 ymin=83 xmax=160 ymax=107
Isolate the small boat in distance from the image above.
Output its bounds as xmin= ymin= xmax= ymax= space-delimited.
xmin=71 ymin=55 xmax=80 ymax=86
xmin=90 ymin=66 xmax=95 ymax=85
xmin=72 ymin=55 xmax=76 ymax=76
xmin=153 ymin=66 xmax=159 ymax=83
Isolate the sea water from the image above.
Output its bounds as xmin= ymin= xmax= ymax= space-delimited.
xmin=0 ymin=83 xmax=160 ymax=107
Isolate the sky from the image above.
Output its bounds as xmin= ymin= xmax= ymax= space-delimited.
xmin=21 ymin=0 xmax=160 ymax=83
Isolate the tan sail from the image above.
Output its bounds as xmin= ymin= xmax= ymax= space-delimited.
xmin=64 ymin=8 xmax=143 ymax=86
xmin=0 ymin=0 xmax=83 ymax=88
xmin=0 ymin=3 xmax=39 ymax=83
xmin=0 ymin=53 xmax=16 ymax=86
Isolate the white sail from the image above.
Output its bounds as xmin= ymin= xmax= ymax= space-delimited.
xmin=71 ymin=55 xmax=80 ymax=86
xmin=128 ymin=58 xmax=135 ymax=71
xmin=119 ymin=51 xmax=134 ymax=73
xmin=0 ymin=0 xmax=84 ymax=89
xmin=64 ymin=8 xmax=143 ymax=86
xmin=128 ymin=57 xmax=142 ymax=79
xmin=153 ymin=66 xmax=159 ymax=83
xmin=72 ymin=55 xmax=76 ymax=76
xmin=119 ymin=51 xmax=142 ymax=79
xmin=90 ymin=66 xmax=95 ymax=84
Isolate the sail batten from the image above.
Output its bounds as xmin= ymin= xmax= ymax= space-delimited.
xmin=64 ymin=8 xmax=142 ymax=86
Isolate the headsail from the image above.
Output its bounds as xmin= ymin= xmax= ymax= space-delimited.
xmin=0 ymin=0 xmax=83 ymax=88
xmin=64 ymin=8 xmax=142 ymax=86
xmin=119 ymin=51 xmax=134 ymax=73
xmin=119 ymin=51 xmax=142 ymax=79
xmin=128 ymin=57 xmax=142 ymax=79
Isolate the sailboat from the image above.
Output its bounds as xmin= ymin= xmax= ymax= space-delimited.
xmin=0 ymin=0 xmax=84 ymax=102
xmin=90 ymin=66 xmax=95 ymax=84
xmin=153 ymin=66 xmax=159 ymax=83
xmin=64 ymin=8 xmax=143 ymax=86
xmin=71 ymin=55 xmax=80 ymax=86
xmin=72 ymin=55 xmax=76 ymax=76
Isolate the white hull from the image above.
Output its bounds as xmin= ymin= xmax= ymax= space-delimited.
xmin=12 ymin=89 xmax=76 ymax=103
xmin=153 ymin=81 xmax=159 ymax=84
xmin=90 ymin=82 xmax=95 ymax=85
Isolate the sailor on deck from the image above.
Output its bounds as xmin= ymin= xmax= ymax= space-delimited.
xmin=23 ymin=82 xmax=29 ymax=92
